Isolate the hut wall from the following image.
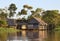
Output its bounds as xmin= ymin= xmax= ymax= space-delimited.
xmin=33 ymin=24 xmax=39 ymax=29
xmin=27 ymin=24 xmax=39 ymax=29
xmin=26 ymin=31 xmax=39 ymax=39
xmin=27 ymin=24 xmax=33 ymax=29
xmin=39 ymin=25 xmax=47 ymax=30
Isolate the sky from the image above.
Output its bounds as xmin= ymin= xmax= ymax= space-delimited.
xmin=0 ymin=0 xmax=60 ymax=11
xmin=0 ymin=0 xmax=60 ymax=19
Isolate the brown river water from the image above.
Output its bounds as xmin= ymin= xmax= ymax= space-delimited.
xmin=0 ymin=30 xmax=60 ymax=41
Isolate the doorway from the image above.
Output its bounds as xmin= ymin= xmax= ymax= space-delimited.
xmin=21 ymin=25 xmax=26 ymax=29
xmin=17 ymin=25 xmax=27 ymax=29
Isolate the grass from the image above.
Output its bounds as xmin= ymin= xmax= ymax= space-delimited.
xmin=54 ymin=26 xmax=60 ymax=31
xmin=0 ymin=27 xmax=19 ymax=33
xmin=55 ymin=28 xmax=60 ymax=31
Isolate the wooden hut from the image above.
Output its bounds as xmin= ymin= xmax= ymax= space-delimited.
xmin=16 ymin=20 xmax=27 ymax=29
xmin=27 ymin=18 xmax=39 ymax=29
xmin=7 ymin=19 xmax=16 ymax=28
xmin=7 ymin=17 xmax=47 ymax=30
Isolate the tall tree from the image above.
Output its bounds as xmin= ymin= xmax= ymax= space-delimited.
xmin=8 ymin=3 xmax=17 ymax=17
xmin=18 ymin=4 xmax=28 ymax=15
xmin=0 ymin=9 xmax=8 ymax=26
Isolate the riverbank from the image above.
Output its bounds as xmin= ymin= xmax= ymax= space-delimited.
xmin=55 ymin=27 xmax=60 ymax=31
xmin=0 ymin=27 xmax=19 ymax=33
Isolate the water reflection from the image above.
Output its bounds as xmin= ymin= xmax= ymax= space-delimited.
xmin=7 ymin=30 xmax=47 ymax=41
xmin=0 ymin=30 xmax=60 ymax=41
xmin=46 ymin=31 xmax=55 ymax=41
xmin=39 ymin=31 xmax=47 ymax=41
xmin=0 ymin=32 xmax=8 ymax=41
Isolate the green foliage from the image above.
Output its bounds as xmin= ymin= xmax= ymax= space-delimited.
xmin=28 ymin=6 xmax=33 ymax=9
xmin=18 ymin=12 xmax=21 ymax=15
xmin=42 ymin=10 xmax=59 ymax=30
xmin=42 ymin=10 xmax=58 ymax=23
xmin=27 ymin=15 xmax=33 ymax=19
xmin=34 ymin=14 xmax=41 ymax=18
xmin=0 ymin=20 xmax=7 ymax=26
xmin=0 ymin=9 xmax=7 ymax=26
xmin=20 ymin=9 xmax=27 ymax=15
xmin=0 ymin=12 xmax=7 ymax=19
xmin=23 ymin=4 xmax=33 ymax=9
xmin=0 ymin=20 xmax=4 ymax=26
xmin=31 ymin=10 xmax=35 ymax=15
xmin=55 ymin=14 xmax=60 ymax=27
xmin=36 ymin=8 xmax=42 ymax=12
xmin=22 ymin=17 xmax=26 ymax=20
xmin=9 ymin=11 xmax=14 ymax=17
xmin=8 ymin=3 xmax=17 ymax=17
xmin=23 ymin=4 xmax=28 ymax=8
xmin=8 ymin=3 xmax=17 ymax=11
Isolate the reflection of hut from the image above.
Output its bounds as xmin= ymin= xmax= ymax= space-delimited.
xmin=26 ymin=31 xmax=39 ymax=39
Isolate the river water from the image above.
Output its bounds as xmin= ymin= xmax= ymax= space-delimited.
xmin=0 ymin=30 xmax=60 ymax=41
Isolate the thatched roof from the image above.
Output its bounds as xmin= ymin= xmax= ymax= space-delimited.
xmin=27 ymin=18 xmax=39 ymax=24
xmin=34 ymin=17 xmax=47 ymax=26
xmin=7 ymin=17 xmax=47 ymax=26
